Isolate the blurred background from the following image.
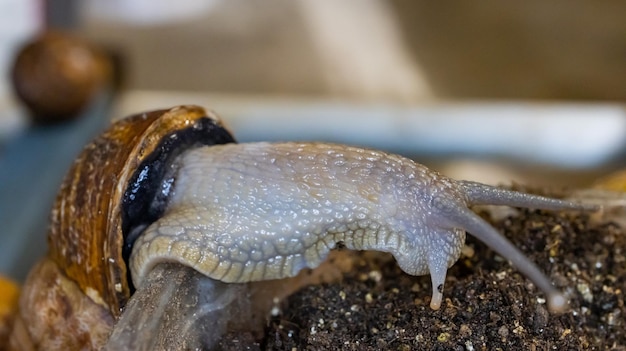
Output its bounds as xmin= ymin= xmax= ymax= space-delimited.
xmin=79 ymin=1 xmax=626 ymax=101
xmin=1 ymin=0 xmax=626 ymax=280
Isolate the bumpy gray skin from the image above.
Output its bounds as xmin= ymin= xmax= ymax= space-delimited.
xmin=131 ymin=142 xmax=594 ymax=312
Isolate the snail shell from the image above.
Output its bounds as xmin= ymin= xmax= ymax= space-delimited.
xmin=49 ymin=105 xmax=234 ymax=313
xmin=14 ymin=106 xmax=234 ymax=349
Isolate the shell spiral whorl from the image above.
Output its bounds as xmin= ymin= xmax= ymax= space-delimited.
xmin=47 ymin=105 xmax=234 ymax=314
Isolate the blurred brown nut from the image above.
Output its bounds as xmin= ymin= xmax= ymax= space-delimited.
xmin=11 ymin=31 xmax=112 ymax=125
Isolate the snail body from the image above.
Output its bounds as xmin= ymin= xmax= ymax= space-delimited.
xmin=131 ymin=141 xmax=587 ymax=311
xmin=7 ymin=105 xmax=595 ymax=350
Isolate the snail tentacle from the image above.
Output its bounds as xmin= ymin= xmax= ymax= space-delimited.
xmin=459 ymin=180 xmax=598 ymax=211
xmin=439 ymin=203 xmax=567 ymax=312
xmin=424 ymin=228 xmax=465 ymax=310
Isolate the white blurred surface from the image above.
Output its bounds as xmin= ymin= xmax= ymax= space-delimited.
xmin=113 ymin=90 xmax=626 ymax=169
xmin=0 ymin=0 xmax=40 ymax=140
xmin=81 ymin=0 xmax=219 ymax=25
xmin=0 ymin=0 xmax=40 ymax=96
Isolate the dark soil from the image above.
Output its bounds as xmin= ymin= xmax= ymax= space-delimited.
xmin=252 ymin=208 xmax=626 ymax=351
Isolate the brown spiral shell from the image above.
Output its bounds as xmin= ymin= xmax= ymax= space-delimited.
xmin=47 ymin=105 xmax=235 ymax=316
xmin=11 ymin=31 xmax=113 ymax=124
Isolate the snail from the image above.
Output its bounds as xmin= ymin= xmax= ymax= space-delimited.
xmin=5 ymin=105 xmax=596 ymax=350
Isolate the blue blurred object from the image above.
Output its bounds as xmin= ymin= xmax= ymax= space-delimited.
xmin=0 ymin=94 xmax=111 ymax=281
